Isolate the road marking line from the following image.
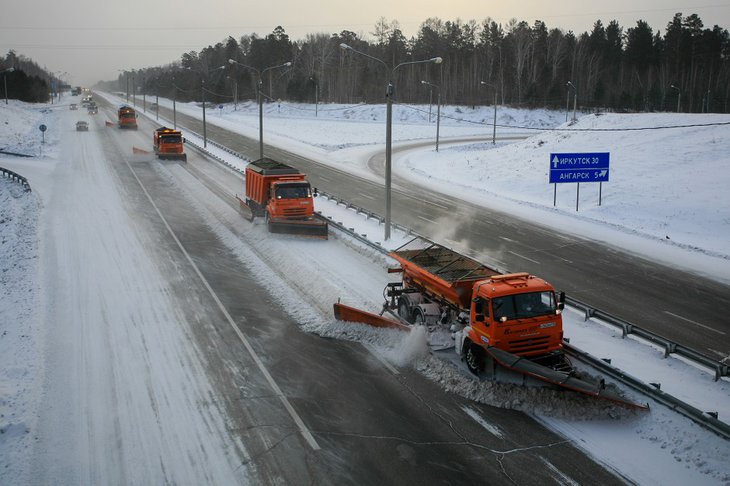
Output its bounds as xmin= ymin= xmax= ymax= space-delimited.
xmin=126 ymin=161 xmax=321 ymax=451
xmin=461 ymin=406 xmax=504 ymax=438
xmin=663 ymin=311 xmax=725 ymax=335
xmin=426 ymin=200 xmax=449 ymax=210
xmin=418 ymin=215 xmax=437 ymax=224
xmin=708 ymin=349 xmax=730 ymax=362
xmin=508 ymin=251 xmax=540 ymax=265
xmin=539 ymin=457 xmax=580 ymax=486
xmin=499 ymin=236 xmax=516 ymax=243
xmin=363 ymin=343 xmax=399 ymax=375
xmin=318 ymin=176 xmax=331 ymax=182
xmin=358 ymin=192 xmax=375 ymax=200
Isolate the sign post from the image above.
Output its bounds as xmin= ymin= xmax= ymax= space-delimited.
xmin=549 ymin=152 xmax=610 ymax=210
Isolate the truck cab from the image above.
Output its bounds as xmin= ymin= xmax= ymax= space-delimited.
xmin=469 ymin=273 xmax=564 ymax=358
xmin=153 ymin=127 xmax=186 ymax=160
xmin=267 ymin=180 xmax=314 ymax=220
xmin=118 ymin=106 xmax=137 ymax=129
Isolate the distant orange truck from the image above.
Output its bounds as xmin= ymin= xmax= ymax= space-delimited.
xmin=153 ymin=127 xmax=187 ymax=161
xmin=118 ymin=105 xmax=137 ymax=129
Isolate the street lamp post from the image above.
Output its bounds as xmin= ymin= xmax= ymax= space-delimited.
xmin=172 ymin=75 xmax=177 ymax=129
xmin=201 ymin=65 xmax=226 ymax=148
xmin=566 ymin=81 xmax=577 ymax=122
xmin=2 ymin=67 xmax=14 ymax=104
xmin=340 ymin=43 xmax=442 ymax=241
xmin=310 ymin=77 xmax=319 ymax=116
xmin=227 ymin=76 xmax=238 ymax=111
xmin=421 ymin=80 xmax=441 ymax=151
xmin=228 ymin=59 xmax=292 ymax=160
xmin=670 ymin=85 xmax=681 ymax=113
xmin=480 ymin=81 xmax=498 ymax=144
xmin=202 ymin=78 xmax=207 ymax=147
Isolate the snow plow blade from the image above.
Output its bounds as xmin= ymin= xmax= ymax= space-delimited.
xmin=484 ymin=346 xmax=649 ymax=409
xmin=133 ymin=147 xmax=150 ymax=155
xmin=157 ymin=153 xmax=187 ymax=161
xmin=333 ymin=302 xmax=409 ymax=331
xmin=105 ymin=121 xmax=115 ymax=127
xmin=268 ymin=217 xmax=328 ymax=239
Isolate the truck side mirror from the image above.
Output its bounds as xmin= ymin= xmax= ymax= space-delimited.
xmin=558 ymin=291 xmax=566 ymax=310
xmin=313 ymin=187 xmax=319 ymax=197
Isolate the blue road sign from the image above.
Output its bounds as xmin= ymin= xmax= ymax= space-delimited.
xmin=550 ymin=152 xmax=609 ymax=183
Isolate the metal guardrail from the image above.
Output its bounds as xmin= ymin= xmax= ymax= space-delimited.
xmin=163 ymin=110 xmax=730 ymax=439
xmin=0 ymin=166 xmax=32 ymax=192
xmin=565 ymin=343 xmax=730 ymax=440
xmin=567 ymin=296 xmax=729 ymax=381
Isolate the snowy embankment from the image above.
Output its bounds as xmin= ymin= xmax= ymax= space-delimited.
xmin=0 ymin=101 xmax=51 ymax=481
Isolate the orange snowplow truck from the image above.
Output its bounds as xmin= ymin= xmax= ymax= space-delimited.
xmin=334 ymin=237 xmax=649 ymax=409
xmin=118 ymin=105 xmax=137 ymax=129
xmin=241 ymin=158 xmax=328 ymax=238
xmin=385 ymin=238 xmax=567 ymax=375
xmin=153 ymin=127 xmax=187 ymax=161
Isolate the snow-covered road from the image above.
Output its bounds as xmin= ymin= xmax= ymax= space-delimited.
xmin=25 ymin=107 xmax=249 ymax=484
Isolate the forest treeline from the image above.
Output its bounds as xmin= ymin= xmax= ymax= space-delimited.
xmin=98 ymin=13 xmax=730 ymax=114
xmin=1 ymin=51 xmax=60 ymax=103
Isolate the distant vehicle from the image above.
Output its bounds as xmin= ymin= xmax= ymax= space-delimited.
xmin=70 ymin=104 xmax=77 ymax=110
xmin=88 ymin=106 xmax=98 ymax=115
xmin=117 ymin=105 xmax=137 ymax=129
xmin=153 ymin=127 xmax=187 ymax=161
xmin=76 ymin=121 xmax=89 ymax=131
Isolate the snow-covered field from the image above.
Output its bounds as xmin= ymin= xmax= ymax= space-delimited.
xmin=2 ymin=96 xmax=729 ymax=484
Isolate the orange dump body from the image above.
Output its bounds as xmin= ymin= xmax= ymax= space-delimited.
xmin=390 ymin=241 xmax=563 ymax=358
xmin=118 ymin=105 xmax=137 ymax=129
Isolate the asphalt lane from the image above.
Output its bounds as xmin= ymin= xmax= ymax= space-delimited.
xmin=135 ymin=100 xmax=730 ymax=361
xmin=90 ymin=99 xmax=627 ymax=484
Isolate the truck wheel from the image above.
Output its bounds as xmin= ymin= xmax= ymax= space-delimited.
xmin=413 ymin=308 xmax=426 ymax=326
xmin=397 ymin=298 xmax=414 ymax=323
xmin=465 ymin=343 xmax=485 ymax=376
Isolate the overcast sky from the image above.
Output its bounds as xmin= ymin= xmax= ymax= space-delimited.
xmin=1 ymin=0 xmax=728 ymax=86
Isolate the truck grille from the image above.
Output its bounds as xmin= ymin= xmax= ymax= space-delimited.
xmin=506 ymin=336 xmax=552 ymax=355
xmin=282 ymin=207 xmax=308 ymax=217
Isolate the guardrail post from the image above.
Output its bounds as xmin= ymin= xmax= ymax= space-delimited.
xmin=663 ymin=342 xmax=677 ymax=358
xmin=621 ymin=323 xmax=633 ymax=338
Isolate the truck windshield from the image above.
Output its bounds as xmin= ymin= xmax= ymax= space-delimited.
xmin=275 ymin=184 xmax=311 ymax=199
xmin=492 ymin=291 xmax=556 ymax=320
xmin=160 ymin=135 xmax=181 ymax=144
